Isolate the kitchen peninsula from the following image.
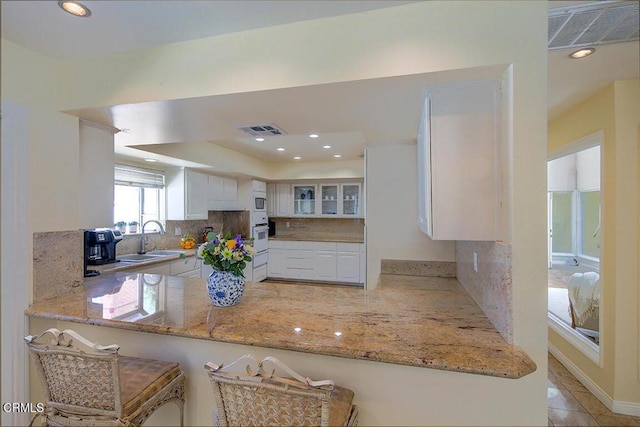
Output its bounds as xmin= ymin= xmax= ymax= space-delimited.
xmin=26 ymin=270 xmax=535 ymax=426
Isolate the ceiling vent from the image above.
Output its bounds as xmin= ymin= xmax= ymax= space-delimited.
xmin=236 ymin=123 xmax=287 ymax=137
xmin=548 ymin=1 xmax=639 ymax=50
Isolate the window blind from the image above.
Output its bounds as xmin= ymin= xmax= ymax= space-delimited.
xmin=114 ymin=164 xmax=164 ymax=188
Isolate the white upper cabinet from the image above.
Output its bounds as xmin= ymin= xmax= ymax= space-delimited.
xmin=266 ymin=183 xmax=276 ymax=217
xmin=293 ymin=184 xmax=317 ymax=216
xmin=207 ymin=175 xmax=238 ymax=210
xmin=417 ymin=78 xmax=505 ymax=241
xmin=340 ymin=183 xmax=361 ymax=216
xmin=275 ymin=183 xmax=292 ymax=217
xmin=268 ymin=180 xmax=363 ymax=218
xmin=167 ymin=168 xmax=208 ymax=220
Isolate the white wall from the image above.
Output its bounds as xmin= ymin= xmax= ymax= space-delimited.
xmin=79 ymin=122 xmax=115 ymax=229
xmin=366 ymin=143 xmax=456 ymax=286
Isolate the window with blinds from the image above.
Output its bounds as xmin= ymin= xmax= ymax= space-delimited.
xmin=114 ymin=164 xmax=165 ymax=188
xmin=114 ymin=164 xmax=165 ymax=232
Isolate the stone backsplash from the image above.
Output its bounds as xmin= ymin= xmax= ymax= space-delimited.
xmin=455 ymin=240 xmax=513 ymax=344
xmin=270 ymin=217 xmax=364 ymax=241
xmin=380 ymin=260 xmax=456 ymax=278
xmin=115 ymin=211 xmax=249 ymax=256
xmin=32 ymin=211 xmax=250 ymax=301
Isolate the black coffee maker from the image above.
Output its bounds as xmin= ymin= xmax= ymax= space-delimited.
xmin=84 ymin=229 xmax=123 ymax=276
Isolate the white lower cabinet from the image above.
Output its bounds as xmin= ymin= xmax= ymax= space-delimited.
xmin=337 ymin=252 xmax=359 ymax=283
xmin=315 ymin=252 xmax=337 ymax=281
xmin=267 ymin=240 xmax=363 ymax=285
xmin=266 ymin=247 xmax=287 ymax=278
xmin=134 ymin=257 xmax=201 ymax=277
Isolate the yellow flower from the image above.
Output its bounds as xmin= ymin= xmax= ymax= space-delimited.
xmin=226 ymin=239 xmax=237 ymax=249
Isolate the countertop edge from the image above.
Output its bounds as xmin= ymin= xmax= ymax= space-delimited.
xmin=25 ymin=305 xmax=536 ymax=380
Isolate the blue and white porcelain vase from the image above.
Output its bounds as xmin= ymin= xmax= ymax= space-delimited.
xmin=206 ymin=269 xmax=245 ymax=307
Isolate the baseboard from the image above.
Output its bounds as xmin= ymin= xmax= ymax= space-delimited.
xmin=612 ymin=400 xmax=640 ymax=417
xmin=548 ymin=314 xmax=600 ymax=366
xmin=549 ymin=343 xmax=640 ymax=416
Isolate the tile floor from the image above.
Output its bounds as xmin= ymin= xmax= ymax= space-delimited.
xmin=548 ymin=354 xmax=640 ymax=426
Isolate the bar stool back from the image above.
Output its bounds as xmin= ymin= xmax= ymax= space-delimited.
xmin=25 ymin=328 xmax=185 ymax=426
xmin=204 ymin=354 xmax=358 ymax=427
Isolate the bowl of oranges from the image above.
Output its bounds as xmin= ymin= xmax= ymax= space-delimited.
xmin=179 ymin=234 xmax=196 ymax=249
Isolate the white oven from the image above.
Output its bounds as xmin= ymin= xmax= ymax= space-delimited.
xmin=252 ymin=224 xmax=269 ymax=253
xmin=251 ymin=211 xmax=268 ymax=227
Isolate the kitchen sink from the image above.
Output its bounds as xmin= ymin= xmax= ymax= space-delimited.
xmin=148 ymin=250 xmax=185 ymax=256
xmin=118 ymin=253 xmax=166 ymax=263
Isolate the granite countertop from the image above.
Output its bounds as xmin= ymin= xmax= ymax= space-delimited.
xmin=25 ymin=272 xmax=535 ymax=379
xmin=270 ymin=235 xmax=364 ymax=243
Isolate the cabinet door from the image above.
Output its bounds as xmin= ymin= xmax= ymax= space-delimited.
xmin=420 ymin=78 xmax=502 ymax=240
xmin=185 ymin=170 xmax=208 ymax=220
xmin=267 ymin=249 xmax=287 ymax=278
xmin=315 ymin=251 xmax=337 ymax=281
xmin=320 ymin=184 xmax=339 ymax=216
xmin=223 ymin=178 xmax=237 ymax=203
xmin=293 ymin=185 xmax=316 ymax=215
xmin=207 ymin=175 xmax=224 ymax=208
xmin=266 ymin=184 xmax=276 ymax=217
xmin=336 ymin=252 xmax=360 ymax=283
xmin=276 ymin=184 xmax=291 ymax=217
xmin=341 ymin=183 xmax=361 ymax=216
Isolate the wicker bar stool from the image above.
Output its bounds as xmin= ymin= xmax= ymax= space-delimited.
xmin=25 ymin=328 xmax=185 ymax=426
xmin=204 ymin=354 xmax=359 ymax=427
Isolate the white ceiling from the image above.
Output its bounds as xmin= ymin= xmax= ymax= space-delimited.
xmin=2 ymin=1 xmax=639 ymax=168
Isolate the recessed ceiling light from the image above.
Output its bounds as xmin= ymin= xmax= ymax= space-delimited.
xmin=569 ymin=48 xmax=595 ymax=59
xmin=309 ymin=133 xmax=319 ymax=138
xmin=255 ymin=137 xmax=264 ymax=142
xmin=144 ymin=159 xmax=158 ymax=163
xmin=293 ymin=156 xmax=302 ymax=160
xmin=322 ymin=145 xmax=332 ymax=149
xmin=333 ymin=154 xmax=342 ymax=158
xmin=277 ymin=148 xmax=285 ymax=152
xmin=58 ymin=1 xmax=91 ymax=17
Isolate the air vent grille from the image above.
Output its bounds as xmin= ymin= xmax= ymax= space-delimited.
xmin=549 ymin=1 xmax=639 ymax=50
xmin=236 ymin=123 xmax=286 ymax=137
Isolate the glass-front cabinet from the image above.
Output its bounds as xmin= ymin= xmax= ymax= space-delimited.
xmin=293 ymin=184 xmax=316 ymax=215
xmin=320 ymin=184 xmax=339 ymax=215
xmin=341 ymin=184 xmax=361 ymax=216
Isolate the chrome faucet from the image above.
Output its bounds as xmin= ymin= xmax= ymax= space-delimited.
xmin=138 ymin=220 xmax=165 ymax=254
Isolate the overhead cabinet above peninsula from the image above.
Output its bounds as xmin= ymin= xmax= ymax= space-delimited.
xmin=417 ymin=77 xmax=506 ymax=241
xmin=267 ymin=181 xmax=363 ymax=218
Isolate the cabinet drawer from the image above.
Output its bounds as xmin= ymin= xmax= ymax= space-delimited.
xmin=286 ymin=241 xmax=315 ymax=250
xmin=171 ymin=258 xmax=201 ymax=275
xmin=287 ymin=268 xmax=315 ymax=280
xmin=286 ymin=253 xmax=315 ymax=269
xmin=336 ymin=243 xmax=362 ymax=252
xmin=269 ymin=240 xmax=286 ymax=249
xmin=313 ymin=242 xmax=337 ymax=251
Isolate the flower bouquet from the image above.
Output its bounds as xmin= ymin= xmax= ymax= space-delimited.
xmin=198 ymin=232 xmax=255 ymax=277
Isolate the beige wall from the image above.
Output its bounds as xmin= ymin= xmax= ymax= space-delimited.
xmin=548 ymin=79 xmax=640 ymax=406
xmin=3 ymin=1 xmax=549 ymax=424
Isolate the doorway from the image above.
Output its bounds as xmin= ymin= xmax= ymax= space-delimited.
xmin=547 ymin=135 xmax=601 ymax=351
